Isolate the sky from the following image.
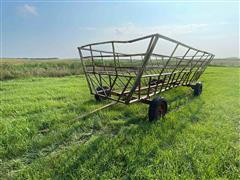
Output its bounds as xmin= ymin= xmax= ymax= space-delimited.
xmin=1 ymin=1 xmax=239 ymax=58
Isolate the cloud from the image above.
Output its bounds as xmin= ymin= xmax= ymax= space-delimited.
xmin=78 ymin=22 xmax=239 ymax=57
xmin=79 ymin=23 xmax=209 ymax=40
xmin=108 ymin=23 xmax=209 ymax=38
xmin=19 ymin=4 xmax=38 ymax=16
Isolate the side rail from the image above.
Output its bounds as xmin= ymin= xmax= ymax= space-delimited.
xmin=78 ymin=33 xmax=214 ymax=104
xmin=77 ymin=34 xmax=157 ymax=103
xmin=125 ymin=34 xmax=214 ymax=103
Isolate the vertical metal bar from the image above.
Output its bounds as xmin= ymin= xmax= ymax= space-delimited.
xmin=126 ymin=35 xmax=159 ymax=103
xmin=189 ymin=54 xmax=209 ymax=83
xmin=138 ymin=80 xmax=141 ymax=100
xmin=100 ymin=52 xmax=105 ymax=71
xmin=112 ymin=42 xmax=118 ymax=75
xmin=117 ymin=76 xmax=127 ymax=87
xmin=117 ymin=77 xmax=132 ymax=103
xmin=183 ymin=52 xmax=206 ymax=85
xmin=179 ymin=72 xmax=187 ymax=84
xmin=159 ymin=74 xmax=167 ymax=93
xmin=78 ymin=48 xmax=93 ymax=94
xmin=109 ymin=75 xmax=118 ymax=93
xmin=112 ymin=75 xmax=122 ymax=90
xmin=117 ymin=54 xmax=120 ymax=67
xmin=99 ymin=74 xmax=111 ymax=88
xmin=178 ymin=50 xmax=199 ymax=85
xmin=153 ymin=43 xmax=179 ymax=94
xmin=109 ymin=74 xmax=112 ymax=87
xmin=99 ymin=74 xmax=102 ymax=87
xmin=89 ymin=45 xmax=95 ymax=73
xmin=146 ymin=35 xmax=155 ymax=52
xmin=88 ymin=74 xmax=99 ymax=95
xmin=165 ymin=47 xmax=190 ymax=89
xmin=193 ymin=55 xmax=214 ymax=82
xmin=170 ymin=73 xmax=176 ymax=87
xmin=146 ymin=76 xmax=152 ymax=99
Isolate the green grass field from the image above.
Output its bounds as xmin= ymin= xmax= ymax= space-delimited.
xmin=0 ymin=58 xmax=239 ymax=80
xmin=1 ymin=66 xmax=239 ymax=179
xmin=0 ymin=58 xmax=82 ymax=80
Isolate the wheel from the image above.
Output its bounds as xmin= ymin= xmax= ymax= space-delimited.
xmin=94 ymin=94 xmax=102 ymax=101
xmin=148 ymin=97 xmax=168 ymax=121
xmin=94 ymin=86 xmax=110 ymax=101
xmin=193 ymin=82 xmax=202 ymax=96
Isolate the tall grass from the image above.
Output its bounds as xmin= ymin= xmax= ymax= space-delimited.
xmin=0 ymin=59 xmax=83 ymax=80
xmin=1 ymin=58 xmax=239 ymax=80
xmin=210 ymin=58 xmax=239 ymax=67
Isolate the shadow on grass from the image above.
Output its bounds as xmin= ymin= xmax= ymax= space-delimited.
xmin=52 ymin=89 xmax=204 ymax=177
xmin=11 ymin=88 xmax=204 ymax=178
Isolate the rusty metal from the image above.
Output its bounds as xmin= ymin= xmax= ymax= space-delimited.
xmin=78 ymin=33 xmax=214 ymax=105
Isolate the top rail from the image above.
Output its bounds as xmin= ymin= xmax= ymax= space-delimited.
xmin=78 ymin=33 xmax=214 ymax=56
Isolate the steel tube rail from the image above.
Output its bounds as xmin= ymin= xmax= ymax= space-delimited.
xmin=125 ymin=36 xmax=159 ymax=103
xmin=78 ymin=34 xmax=214 ymax=107
xmin=78 ymin=33 xmax=214 ymax=56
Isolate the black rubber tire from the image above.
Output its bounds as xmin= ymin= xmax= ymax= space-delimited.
xmin=94 ymin=94 xmax=102 ymax=101
xmin=94 ymin=86 xmax=110 ymax=101
xmin=193 ymin=82 xmax=202 ymax=96
xmin=148 ymin=97 xmax=168 ymax=121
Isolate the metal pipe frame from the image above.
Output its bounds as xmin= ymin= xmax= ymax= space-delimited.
xmin=78 ymin=34 xmax=214 ymax=105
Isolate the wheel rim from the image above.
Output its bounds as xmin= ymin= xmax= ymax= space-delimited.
xmin=158 ymin=103 xmax=166 ymax=117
